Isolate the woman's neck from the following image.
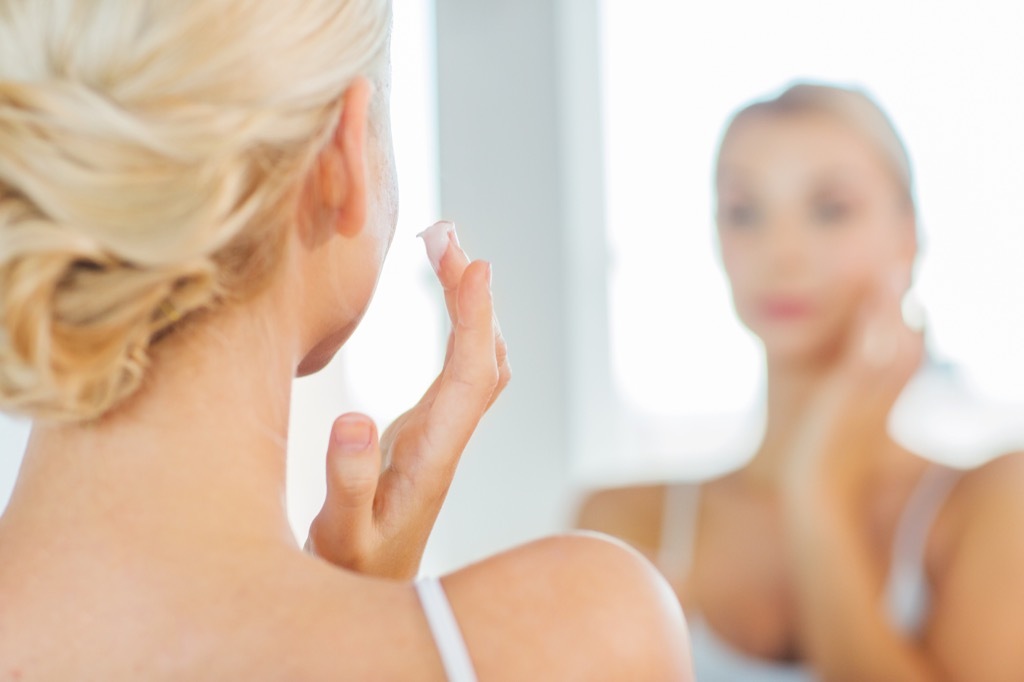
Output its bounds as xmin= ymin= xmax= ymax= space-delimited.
xmin=742 ymin=354 xmax=892 ymax=486
xmin=3 ymin=293 xmax=302 ymax=553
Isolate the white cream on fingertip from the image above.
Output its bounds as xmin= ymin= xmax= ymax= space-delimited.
xmin=417 ymin=220 xmax=456 ymax=274
xmin=901 ymin=289 xmax=927 ymax=333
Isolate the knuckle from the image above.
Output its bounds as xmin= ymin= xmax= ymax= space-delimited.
xmin=339 ymin=481 xmax=377 ymax=506
xmin=307 ymin=517 xmax=325 ymax=546
xmin=331 ymin=468 xmax=378 ymax=506
xmin=458 ymin=359 xmax=499 ymax=393
xmin=482 ymin=363 xmax=500 ymax=391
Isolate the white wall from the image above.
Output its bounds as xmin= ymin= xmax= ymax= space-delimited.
xmin=424 ymin=0 xmax=608 ymax=571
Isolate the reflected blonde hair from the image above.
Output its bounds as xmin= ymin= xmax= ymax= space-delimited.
xmin=0 ymin=0 xmax=392 ymax=422
xmin=718 ymin=82 xmax=916 ymax=214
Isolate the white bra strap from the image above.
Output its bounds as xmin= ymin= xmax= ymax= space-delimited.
xmin=415 ymin=577 xmax=478 ymax=682
xmin=885 ymin=464 xmax=964 ymax=633
xmin=658 ymin=483 xmax=701 ymax=583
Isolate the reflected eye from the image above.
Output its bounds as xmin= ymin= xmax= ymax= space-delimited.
xmin=813 ymin=200 xmax=850 ymax=224
xmin=721 ymin=203 xmax=759 ymax=227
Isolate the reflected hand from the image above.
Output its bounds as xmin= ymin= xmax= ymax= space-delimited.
xmin=305 ymin=222 xmax=511 ymax=580
xmin=785 ymin=269 xmax=924 ymax=498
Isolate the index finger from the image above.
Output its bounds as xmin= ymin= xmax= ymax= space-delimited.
xmin=419 ymin=220 xmax=470 ymax=325
xmin=407 ymin=259 xmax=498 ymax=489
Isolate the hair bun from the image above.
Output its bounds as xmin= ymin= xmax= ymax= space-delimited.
xmin=0 ymin=0 xmax=393 ymax=422
xmin=0 ymin=201 xmax=219 ymax=422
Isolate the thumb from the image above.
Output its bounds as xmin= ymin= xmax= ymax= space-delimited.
xmin=307 ymin=413 xmax=382 ymax=564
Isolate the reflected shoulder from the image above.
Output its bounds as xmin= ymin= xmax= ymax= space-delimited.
xmin=924 ymin=452 xmax=1024 ymax=681
xmin=944 ymin=450 xmax=1024 ymax=535
xmin=575 ymin=482 xmax=669 ymax=555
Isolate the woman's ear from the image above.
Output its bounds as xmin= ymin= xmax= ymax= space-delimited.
xmin=315 ymin=77 xmax=373 ymax=238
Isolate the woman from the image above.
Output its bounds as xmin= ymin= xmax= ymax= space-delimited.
xmin=578 ymin=84 xmax=1024 ymax=681
xmin=0 ymin=2 xmax=691 ymax=679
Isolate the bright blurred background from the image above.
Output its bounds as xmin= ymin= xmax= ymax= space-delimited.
xmin=600 ymin=0 xmax=1024 ymax=482
xmin=2 ymin=0 xmax=1023 ymax=574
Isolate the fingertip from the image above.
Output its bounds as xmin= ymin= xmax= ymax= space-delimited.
xmin=441 ymin=232 xmax=472 ymax=283
xmin=331 ymin=413 xmax=376 ymax=453
xmin=471 ymin=258 xmax=492 ymax=285
xmin=457 ymin=260 xmax=494 ymax=323
xmin=420 ymin=221 xmax=472 ymax=288
xmin=418 ymin=221 xmax=455 ymax=275
xmin=325 ymin=414 xmax=381 ymax=505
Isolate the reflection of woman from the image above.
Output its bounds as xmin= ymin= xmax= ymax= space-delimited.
xmin=579 ymin=84 xmax=1024 ymax=681
xmin=0 ymin=3 xmax=691 ymax=679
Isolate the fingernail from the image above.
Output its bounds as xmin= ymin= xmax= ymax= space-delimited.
xmin=333 ymin=415 xmax=372 ymax=453
xmin=485 ymin=262 xmax=493 ymax=286
xmin=417 ymin=220 xmax=456 ymax=274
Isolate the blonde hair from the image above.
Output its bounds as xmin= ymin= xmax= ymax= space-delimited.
xmin=717 ymin=82 xmax=916 ymax=214
xmin=0 ymin=0 xmax=392 ymax=422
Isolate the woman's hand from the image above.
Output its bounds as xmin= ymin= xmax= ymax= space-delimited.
xmin=305 ymin=222 xmax=511 ymax=580
xmin=783 ymin=269 xmax=925 ymax=501
xmin=782 ymin=271 xmax=938 ymax=681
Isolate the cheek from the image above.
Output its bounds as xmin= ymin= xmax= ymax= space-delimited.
xmin=811 ymin=231 xmax=893 ymax=337
xmin=372 ymin=149 xmax=399 ymax=247
xmin=817 ymin=226 xmax=893 ymax=297
xmin=718 ymin=234 xmax=751 ymax=288
xmin=718 ymin=236 xmax=760 ymax=321
xmin=820 ymin=242 xmax=871 ymax=292
xmin=718 ymin=239 xmax=742 ymax=291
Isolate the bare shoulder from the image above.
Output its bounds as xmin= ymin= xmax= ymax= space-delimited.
xmin=940 ymin=451 xmax=1024 ymax=544
xmin=0 ymin=538 xmax=691 ymax=682
xmin=283 ymin=560 xmax=448 ymax=681
xmin=443 ymin=533 xmax=692 ymax=681
xmin=575 ymin=482 xmax=670 ymax=557
xmin=926 ymin=452 xmax=1024 ymax=681
xmin=0 ymin=547 xmax=448 ymax=682
xmin=930 ymin=451 xmax=1024 ymax=578
xmin=958 ymin=449 xmax=1024 ymax=495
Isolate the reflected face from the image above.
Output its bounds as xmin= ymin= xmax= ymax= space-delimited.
xmin=716 ymin=111 xmax=915 ymax=363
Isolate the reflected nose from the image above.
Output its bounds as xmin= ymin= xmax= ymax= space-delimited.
xmin=760 ymin=216 xmax=808 ymax=277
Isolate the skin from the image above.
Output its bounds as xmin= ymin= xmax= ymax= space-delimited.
xmin=0 ymin=73 xmax=692 ymax=680
xmin=578 ymin=110 xmax=1024 ymax=681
